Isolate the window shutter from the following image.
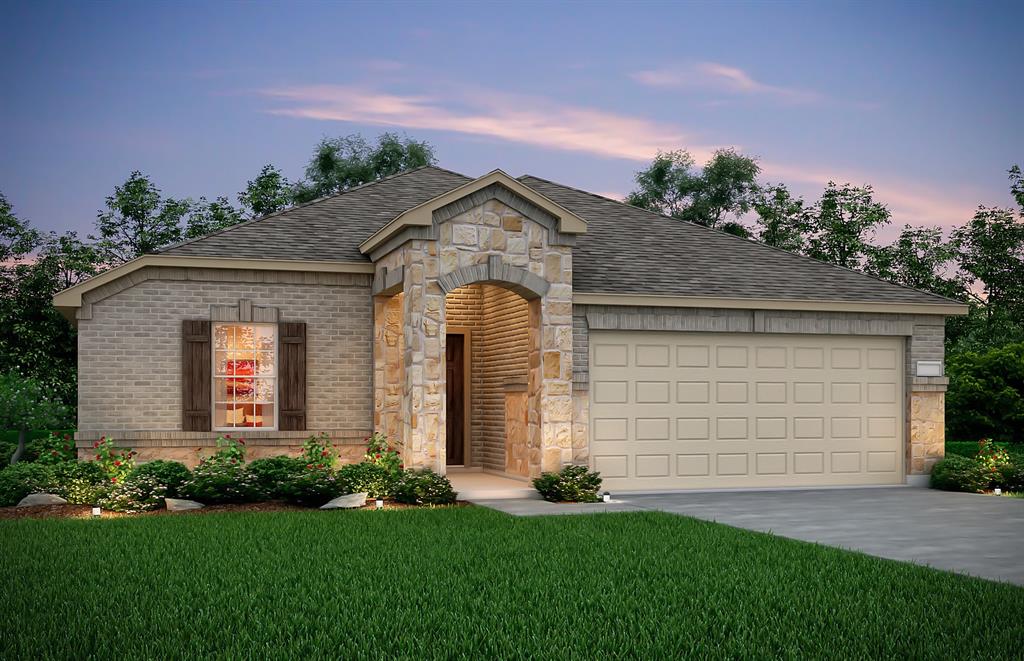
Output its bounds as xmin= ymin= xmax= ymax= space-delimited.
xmin=279 ymin=322 xmax=307 ymax=431
xmin=182 ymin=320 xmax=212 ymax=431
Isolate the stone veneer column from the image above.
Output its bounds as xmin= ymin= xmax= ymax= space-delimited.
xmin=372 ymin=293 xmax=404 ymax=450
xmin=909 ymin=386 xmax=945 ymax=474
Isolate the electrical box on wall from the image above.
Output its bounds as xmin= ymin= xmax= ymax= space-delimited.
xmin=916 ymin=360 xmax=943 ymax=377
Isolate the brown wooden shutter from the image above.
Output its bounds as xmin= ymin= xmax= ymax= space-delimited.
xmin=278 ymin=322 xmax=307 ymax=431
xmin=182 ymin=320 xmax=212 ymax=431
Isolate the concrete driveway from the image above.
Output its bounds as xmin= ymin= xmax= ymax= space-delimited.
xmin=620 ymin=487 xmax=1024 ymax=586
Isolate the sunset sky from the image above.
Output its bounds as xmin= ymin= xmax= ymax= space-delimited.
xmin=1 ymin=1 xmax=1021 ymax=241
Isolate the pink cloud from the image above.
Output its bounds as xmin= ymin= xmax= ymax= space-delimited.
xmin=632 ymin=61 xmax=822 ymax=104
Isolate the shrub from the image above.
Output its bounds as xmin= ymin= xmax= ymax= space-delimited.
xmin=50 ymin=461 xmax=109 ymax=505
xmin=0 ymin=462 xmax=55 ymax=506
xmin=532 ymin=465 xmax=602 ymax=503
xmin=89 ymin=437 xmax=137 ymax=485
xmin=28 ymin=432 xmax=77 ymax=465
xmin=246 ymin=456 xmax=307 ymax=500
xmin=279 ymin=467 xmax=346 ymax=507
xmin=393 ymin=469 xmax=457 ymax=505
xmin=337 ymin=462 xmax=397 ymax=499
xmin=930 ymin=455 xmax=991 ymax=493
xmin=996 ymin=463 xmax=1024 ymax=492
xmin=182 ymin=458 xmax=258 ymax=504
xmin=301 ymin=433 xmax=337 ymax=470
xmin=946 ymin=343 xmax=1024 ymax=443
xmin=364 ymin=432 xmax=403 ymax=473
xmin=202 ymin=435 xmax=247 ymax=463
xmin=99 ymin=475 xmax=167 ymax=513
xmin=130 ymin=460 xmax=192 ymax=499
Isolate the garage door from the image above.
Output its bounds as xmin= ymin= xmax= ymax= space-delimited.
xmin=589 ymin=332 xmax=904 ymax=491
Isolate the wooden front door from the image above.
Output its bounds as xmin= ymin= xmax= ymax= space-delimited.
xmin=446 ymin=333 xmax=465 ymax=465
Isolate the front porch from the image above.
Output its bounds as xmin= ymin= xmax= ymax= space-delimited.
xmin=446 ymin=468 xmax=539 ymax=500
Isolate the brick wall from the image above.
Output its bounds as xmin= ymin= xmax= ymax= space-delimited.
xmin=77 ymin=268 xmax=374 ymax=452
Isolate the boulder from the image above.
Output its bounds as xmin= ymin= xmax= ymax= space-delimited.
xmin=165 ymin=498 xmax=204 ymax=512
xmin=320 ymin=492 xmax=368 ymax=510
xmin=16 ymin=493 xmax=68 ymax=507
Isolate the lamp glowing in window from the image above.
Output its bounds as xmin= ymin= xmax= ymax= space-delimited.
xmin=213 ymin=323 xmax=277 ymax=429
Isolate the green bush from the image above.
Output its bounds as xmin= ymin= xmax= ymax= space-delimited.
xmin=279 ymin=467 xmax=346 ymax=507
xmin=27 ymin=432 xmax=77 ymax=465
xmin=50 ymin=461 xmax=109 ymax=504
xmin=996 ymin=463 xmax=1024 ymax=491
xmin=182 ymin=458 xmax=258 ymax=504
xmin=130 ymin=460 xmax=191 ymax=499
xmin=930 ymin=455 xmax=991 ymax=493
xmin=532 ymin=465 xmax=602 ymax=503
xmin=0 ymin=462 xmax=55 ymax=506
xmin=247 ymin=456 xmax=307 ymax=500
xmin=946 ymin=343 xmax=1024 ymax=443
xmin=99 ymin=475 xmax=167 ymax=513
xmin=0 ymin=429 xmax=75 ymax=463
xmin=337 ymin=461 xmax=399 ymax=499
xmin=392 ymin=469 xmax=457 ymax=505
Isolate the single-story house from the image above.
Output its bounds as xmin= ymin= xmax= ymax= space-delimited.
xmin=54 ymin=166 xmax=967 ymax=490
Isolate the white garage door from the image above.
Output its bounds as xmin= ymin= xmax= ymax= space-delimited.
xmin=589 ymin=331 xmax=904 ymax=491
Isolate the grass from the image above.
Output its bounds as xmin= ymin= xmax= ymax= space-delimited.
xmin=2 ymin=508 xmax=1022 ymax=659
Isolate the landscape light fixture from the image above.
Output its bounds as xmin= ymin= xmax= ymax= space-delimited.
xmin=91 ymin=507 xmax=101 ymax=517
xmin=375 ymin=498 xmax=384 ymax=509
xmin=602 ymin=492 xmax=611 ymax=503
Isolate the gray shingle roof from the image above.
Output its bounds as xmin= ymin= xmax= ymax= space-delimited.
xmin=162 ymin=165 xmax=956 ymax=306
xmin=160 ymin=166 xmax=472 ymax=261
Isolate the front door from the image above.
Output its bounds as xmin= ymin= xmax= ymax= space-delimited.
xmin=446 ymin=333 xmax=465 ymax=465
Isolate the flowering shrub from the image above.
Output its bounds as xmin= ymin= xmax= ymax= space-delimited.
xmin=930 ymin=455 xmax=991 ymax=493
xmin=183 ymin=458 xmax=258 ymax=504
xmin=975 ymin=439 xmax=1011 ymax=475
xmin=337 ymin=462 xmax=397 ymax=499
xmin=301 ymin=433 xmax=337 ymax=470
xmin=50 ymin=461 xmax=110 ymax=505
xmin=202 ymin=435 xmax=246 ymax=464
xmin=29 ymin=432 xmax=77 ymax=465
xmin=532 ymin=465 xmax=602 ymax=503
xmin=92 ymin=437 xmax=136 ymax=485
xmin=364 ymin=433 xmax=403 ymax=474
xmin=393 ymin=469 xmax=457 ymax=505
xmin=280 ymin=467 xmax=346 ymax=506
xmin=130 ymin=460 xmax=192 ymax=499
xmin=0 ymin=462 xmax=55 ymax=507
xmin=99 ymin=475 xmax=168 ymax=513
xmin=247 ymin=456 xmax=307 ymax=500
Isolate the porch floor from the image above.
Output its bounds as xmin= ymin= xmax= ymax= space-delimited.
xmin=446 ymin=470 xmax=539 ymax=501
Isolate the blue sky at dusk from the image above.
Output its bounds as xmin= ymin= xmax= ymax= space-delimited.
xmin=1 ymin=0 xmax=1020 ymax=241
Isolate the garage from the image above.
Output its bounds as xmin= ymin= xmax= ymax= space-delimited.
xmin=589 ymin=331 xmax=904 ymax=491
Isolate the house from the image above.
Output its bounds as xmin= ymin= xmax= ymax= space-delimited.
xmin=54 ymin=167 xmax=967 ymax=491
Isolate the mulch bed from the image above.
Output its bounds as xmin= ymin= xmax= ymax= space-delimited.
xmin=0 ymin=500 xmax=468 ymax=520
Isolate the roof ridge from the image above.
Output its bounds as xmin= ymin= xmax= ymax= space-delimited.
xmin=520 ymin=174 xmax=964 ymax=307
xmin=158 ymin=165 xmax=468 ymax=255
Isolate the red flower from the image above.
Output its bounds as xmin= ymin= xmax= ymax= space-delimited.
xmin=51 ymin=450 xmax=58 ymax=456
xmin=225 ymin=434 xmax=232 ymax=438
xmin=321 ymin=450 xmax=329 ymax=457
xmin=114 ymin=460 xmax=121 ymax=467
xmin=111 ymin=477 xmax=118 ymax=484
xmin=93 ymin=441 xmax=99 ymax=449
xmin=63 ymin=434 xmax=71 ymax=441
xmin=399 ymin=464 xmax=404 ymax=469
xmin=239 ymin=439 xmax=245 ymax=445
xmin=95 ymin=454 xmax=101 ymax=461
xmin=375 ymin=453 xmax=381 ymax=459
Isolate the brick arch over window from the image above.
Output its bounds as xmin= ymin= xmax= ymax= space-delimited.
xmin=437 ymin=255 xmax=550 ymax=300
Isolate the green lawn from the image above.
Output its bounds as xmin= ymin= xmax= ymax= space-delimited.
xmin=2 ymin=508 xmax=1021 ymax=659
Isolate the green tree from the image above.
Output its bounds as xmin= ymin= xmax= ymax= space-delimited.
xmin=292 ymin=133 xmax=436 ymax=203
xmin=946 ymin=343 xmax=1024 ymax=443
xmin=0 ymin=371 xmax=70 ymax=464
xmin=804 ymin=183 xmax=891 ymax=269
xmin=1 ymin=193 xmax=41 ymax=263
xmin=1009 ymin=164 xmax=1024 ymax=209
xmin=951 ymin=206 xmax=1024 ymax=322
xmin=238 ymin=164 xmax=292 ymax=218
xmin=752 ymin=184 xmax=807 ymax=252
xmin=626 ymin=148 xmax=761 ymax=232
xmin=91 ymin=171 xmax=190 ymax=264
xmin=185 ymin=196 xmax=243 ymax=239
xmin=865 ymin=225 xmax=966 ymax=300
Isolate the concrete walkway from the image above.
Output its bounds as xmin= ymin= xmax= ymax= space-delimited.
xmin=472 ymin=487 xmax=1024 ymax=586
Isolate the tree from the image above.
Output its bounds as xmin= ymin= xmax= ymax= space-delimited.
xmin=292 ymin=133 xmax=436 ymax=203
xmin=626 ymin=148 xmax=761 ymax=230
xmin=804 ymin=182 xmax=890 ymax=269
xmin=185 ymin=196 xmax=243 ymax=239
xmin=1009 ymin=164 xmax=1024 ymax=210
xmin=238 ymin=164 xmax=291 ymax=218
xmin=752 ymin=184 xmax=807 ymax=253
xmin=1 ymin=192 xmax=41 ymax=265
xmin=0 ymin=371 xmax=70 ymax=464
xmin=951 ymin=206 xmax=1024 ymax=318
xmin=865 ymin=225 xmax=966 ymax=300
xmin=91 ymin=171 xmax=190 ymax=264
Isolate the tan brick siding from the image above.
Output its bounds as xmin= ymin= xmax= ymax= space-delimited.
xmin=77 ymin=271 xmax=374 ymax=447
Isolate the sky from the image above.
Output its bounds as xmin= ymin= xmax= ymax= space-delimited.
xmin=1 ymin=0 xmax=1021 ymax=242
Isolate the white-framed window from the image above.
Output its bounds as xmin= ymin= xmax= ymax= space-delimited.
xmin=213 ymin=323 xmax=277 ymax=430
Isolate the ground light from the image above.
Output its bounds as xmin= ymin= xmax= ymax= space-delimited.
xmin=994 ymin=488 xmax=1002 ymax=496
xmin=375 ymin=498 xmax=384 ymax=509
xmin=602 ymin=492 xmax=611 ymax=503
xmin=91 ymin=507 xmax=101 ymax=517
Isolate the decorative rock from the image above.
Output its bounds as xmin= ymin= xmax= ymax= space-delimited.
xmin=320 ymin=492 xmax=368 ymax=510
xmin=165 ymin=498 xmax=204 ymax=512
xmin=17 ymin=493 xmax=67 ymax=507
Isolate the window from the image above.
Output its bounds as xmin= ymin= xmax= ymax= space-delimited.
xmin=213 ymin=323 xmax=276 ymax=429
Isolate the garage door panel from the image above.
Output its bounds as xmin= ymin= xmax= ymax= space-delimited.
xmin=590 ymin=331 xmax=903 ymax=491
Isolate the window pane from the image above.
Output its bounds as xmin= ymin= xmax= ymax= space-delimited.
xmin=256 ymin=326 xmax=275 ymax=351
xmin=215 ymin=351 xmax=232 ymax=376
xmin=249 ymin=404 xmax=274 ymax=428
xmin=235 ymin=326 xmax=255 ymax=350
xmin=214 ymin=325 xmax=232 ymax=350
xmin=256 ymin=351 xmax=275 ymax=375
xmin=214 ymin=402 xmax=247 ymax=428
xmin=254 ymin=378 xmax=275 ymax=403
